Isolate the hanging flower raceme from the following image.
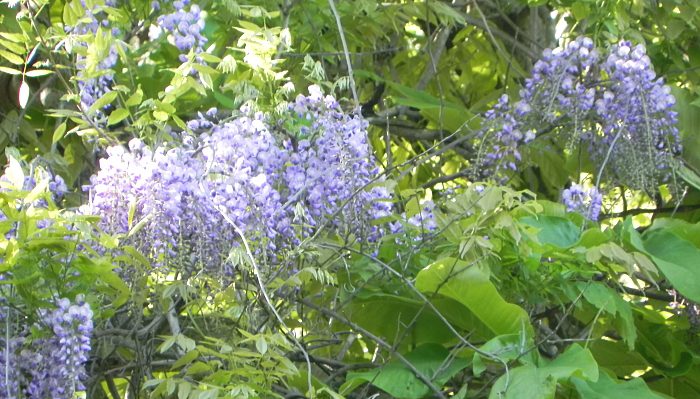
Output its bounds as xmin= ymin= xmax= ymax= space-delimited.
xmin=594 ymin=41 xmax=681 ymax=193
xmin=84 ymin=86 xmax=394 ymax=274
xmin=66 ymin=0 xmax=120 ymax=113
xmin=475 ymin=94 xmax=535 ymax=182
xmin=83 ymin=138 xmax=230 ymax=272
xmin=474 ymin=37 xmax=683 ymax=213
xmin=157 ymin=0 xmax=207 ymax=62
xmin=200 ymin=111 xmax=291 ymax=251
xmin=23 ymin=298 xmax=93 ymax=399
xmin=0 ymin=305 xmax=22 ymax=399
xmin=519 ymin=36 xmax=599 ymax=126
xmin=282 ymin=85 xmax=391 ymax=239
xmin=562 ymin=183 xmax=603 ymax=221
xmin=0 ymin=297 xmax=93 ymax=399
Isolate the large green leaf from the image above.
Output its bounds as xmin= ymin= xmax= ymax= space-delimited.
xmin=344 ymin=343 xmax=469 ymax=399
xmin=520 ymin=215 xmax=581 ymax=248
xmin=648 ymin=366 xmax=700 ymax=398
xmin=642 ymin=230 xmax=700 ymax=302
xmin=674 ymin=87 xmax=700 ymax=173
xmin=576 ymin=282 xmax=637 ymax=349
xmin=489 ymin=344 xmax=599 ymax=399
xmin=636 ymin=320 xmax=693 ymax=378
xmin=590 ymin=340 xmax=649 ymax=377
xmin=572 ymin=372 xmax=666 ymax=399
xmin=347 ymin=292 xmax=467 ymax=346
xmin=415 ymin=257 xmax=531 ymax=337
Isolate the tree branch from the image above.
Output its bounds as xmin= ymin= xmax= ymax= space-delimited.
xmin=298 ymin=298 xmax=448 ymax=399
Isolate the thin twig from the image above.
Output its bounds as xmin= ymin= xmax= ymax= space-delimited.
xmin=299 ymin=298 xmax=448 ymax=399
xmin=327 ymin=0 xmax=359 ymax=108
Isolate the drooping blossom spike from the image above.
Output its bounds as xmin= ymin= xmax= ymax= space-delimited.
xmin=593 ymin=41 xmax=681 ymax=193
xmin=23 ymin=297 xmax=93 ymax=399
xmin=157 ymin=0 xmax=208 ymax=62
xmin=66 ymin=1 xmax=120 ymax=115
xmin=562 ymin=184 xmax=602 ymax=221
xmin=475 ymin=37 xmax=682 ymax=198
xmin=85 ymin=86 xmax=394 ymax=273
xmin=475 ymin=94 xmax=536 ymax=181
xmin=0 ymin=307 xmax=22 ymax=399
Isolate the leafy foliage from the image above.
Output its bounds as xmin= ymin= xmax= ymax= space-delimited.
xmin=3 ymin=0 xmax=700 ymax=398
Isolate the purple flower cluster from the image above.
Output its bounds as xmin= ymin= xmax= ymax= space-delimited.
xmin=519 ymin=37 xmax=598 ymax=125
xmin=476 ymin=94 xmax=536 ymax=181
xmin=283 ymin=86 xmax=390 ymax=239
xmin=201 ymin=111 xmax=291 ymax=251
xmin=0 ymin=306 xmax=22 ymax=399
xmin=84 ymin=138 xmax=231 ymax=270
xmin=388 ymin=200 xmax=438 ymax=242
xmin=475 ymin=37 xmax=682 ymax=200
xmin=23 ymin=298 xmax=93 ymax=399
xmin=562 ymin=184 xmax=602 ymax=221
xmin=157 ymin=0 xmax=207 ymax=62
xmin=594 ymin=41 xmax=681 ymax=193
xmin=406 ymin=201 xmax=438 ymax=232
xmin=85 ymin=86 xmax=392 ymax=272
xmin=0 ymin=298 xmax=93 ymax=399
xmin=66 ymin=0 xmax=119 ymax=112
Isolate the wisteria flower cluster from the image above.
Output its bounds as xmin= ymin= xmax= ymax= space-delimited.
xmin=562 ymin=183 xmax=603 ymax=221
xmin=84 ymin=86 xmax=392 ymax=274
xmin=594 ymin=41 xmax=681 ymax=193
xmin=66 ymin=0 xmax=120 ymax=113
xmin=520 ymin=37 xmax=599 ymax=127
xmin=157 ymin=0 xmax=208 ymax=63
xmin=83 ymin=137 xmax=230 ymax=272
xmin=475 ymin=94 xmax=536 ymax=181
xmin=0 ymin=297 xmax=93 ymax=399
xmin=0 ymin=305 xmax=22 ymax=399
xmin=388 ymin=199 xmax=439 ymax=245
xmin=282 ymin=85 xmax=392 ymax=240
xmin=475 ymin=37 xmax=682 ymax=218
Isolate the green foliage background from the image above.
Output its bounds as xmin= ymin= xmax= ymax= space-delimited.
xmin=3 ymin=0 xmax=700 ymax=398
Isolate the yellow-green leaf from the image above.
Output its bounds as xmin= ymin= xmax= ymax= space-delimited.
xmin=107 ymin=108 xmax=129 ymax=125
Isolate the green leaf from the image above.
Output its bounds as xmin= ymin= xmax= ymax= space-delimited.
xmin=0 ymin=49 xmax=24 ymax=65
xmin=576 ymin=282 xmax=637 ymax=349
xmin=571 ymin=1 xmax=592 ymax=19
xmin=4 ymin=148 xmax=24 ymax=188
xmin=490 ymin=344 xmax=599 ymax=399
xmin=52 ymin=122 xmax=67 ymax=145
xmin=255 ymin=336 xmax=268 ymax=355
xmin=490 ymin=366 xmax=557 ymax=399
xmin=25 ymin=69 xmax=54 ymax=77
xmin=415 ymin=257 xmax=532 ymax=337
xmin=125 ymin=88 xmax=143 ymax=107
xmin=153 ymin=110 xmax=169 ymax=121
xmin=107 ymin=108 xmax=130 ymax=126
xmin=348 ymin=292 xmax=461 ymax=345
xmin=213 ymin=90 xmax=236 ymax=109
xmin=573 ymin=372 xmax=665 ymax=399
xmin=88 ymin=91 xmax=118 ymax=115
xmin=178 ymin=382 xmax=192 ymax=399
xmin=642 ymin=230 xmax=700 ymax=302
xmin=172 ymin=350 xmax=200 ymax=369
xmin=0 ymin=66 xmax=21 ymax=75
xmin=520 ymin=215 xmax=581 ymax=248
xmin=355 ymin=69 xmax=466 ymax=111
xmin=590 ymin=340 xmax=649 ymax=377
xmin=345 ymin=344 xmax=468 ymax=399
xmin=677 ymin=163 xmax=700 ymax=192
